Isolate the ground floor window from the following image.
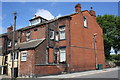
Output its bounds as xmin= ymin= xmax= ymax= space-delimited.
xmin=10 ymin=51 xmax=18 ymax=61
xmin=60 ymin=47 xmax=66 ymax=62
xmin=21 ymin=53 xmax=27 ymax=61
xmin=54 ymin=49 xmax=59 ymax=64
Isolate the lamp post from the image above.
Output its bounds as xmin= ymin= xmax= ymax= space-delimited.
xmin=11 ymin=12 xmax=17 ymax=79
xmin=93 ymin=33 xmax=97 ymax=69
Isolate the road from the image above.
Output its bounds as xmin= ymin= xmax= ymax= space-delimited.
xmin=77 ymin=69 xmax=119 ymax=78
xmin=0 ymin=67 xmax=119 ymax=80
xmin=40 ymin=67 xmax=119 ymax=79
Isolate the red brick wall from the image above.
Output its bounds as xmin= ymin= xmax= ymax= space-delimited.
xmin=19 ymin=10 xmax=105 ymax=76
xmin=35 ymin=64 xmax=66 ymax=75
xmin=19 ymin=50 xmax=35 ymax=76
xmin=48 ymin=48 xmax=54 ymax=63
xmin=35 ymin=40 xmax=47 ymax=64
xmin=20 ymin=25 xmax=46 ymax=42
xmin=68 ymin=11 xmax=105 ymax=72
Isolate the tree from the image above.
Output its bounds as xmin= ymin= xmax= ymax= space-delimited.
xmin=96 ymin=15 xmax=120 ymax=59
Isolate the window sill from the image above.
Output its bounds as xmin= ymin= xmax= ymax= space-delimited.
xmin=59 ymin=39 xmax=66 ymax=41
xmin=21 ymin=60 xmax=27 ymax=62
xmin=84 ymin=26 xmax=88 ymax=28
xmin=59 ymin=62 xmax=66 ymax=64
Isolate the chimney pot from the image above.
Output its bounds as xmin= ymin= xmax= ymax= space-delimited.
xmin=7 ymin=25 xmax=13 ymax=32
xmin=75 ymin=3 xmax=81 ymax=13
xmin=89 ymin=9 xmax=96 ymax=17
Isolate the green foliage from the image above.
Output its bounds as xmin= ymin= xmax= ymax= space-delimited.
xmin=109 ymin=54 xmax=120 ymax=62
xmin=96 ymin=15 xmax=120 ymax=59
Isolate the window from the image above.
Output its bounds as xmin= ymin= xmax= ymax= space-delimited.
xmin=8 ymin=40 xmax=12 ymax=47
xmin=10 ymin=51 xmax=12 ymax=60
xmin=14 ymin=52 xmax=18 ymax=60
xmin=50 ymin=31 xmax=54 ymax=40
xmin=60 ymin=48 xmax=66 ymax=62
xmin=46 ymin=50 xmax=48 ymax=64
xmin=15 ymin=41 xmax=18 ymax=46
xmin=59 ymin=25 xmax=66 ymax=40
xmin=10 ymin=51 xmax=18 ymax=61
xmin=55 ymin=32 xmax=59 ymax=41
xmin=54 ymin=49 xmax=59 ymax=64
xmin=26 ymin=31 xmax=31 ymax=41
xmin=34 ymin=29 xmax=38 ymax=31
xmin=84 ymin=16 xmax=87 ymax=28
xmin=21 ymin=53 xmax=27 ymax=61
xmin=31 ymin=18 xmax=41 ymax=25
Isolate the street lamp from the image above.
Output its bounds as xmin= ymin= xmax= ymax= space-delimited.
xmin=93 ymin=33 xmax=98 ymax=69
xmin=11 ymin=12 xmax=17 ymax=79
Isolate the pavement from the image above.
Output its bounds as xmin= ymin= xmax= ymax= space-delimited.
xmin=0 ymin=74 xmax=11 ymax=79
xmin=39 ymin=67 xmax=119 ymax=78
xmin=0 ymin=67 xmax=119 ymax=79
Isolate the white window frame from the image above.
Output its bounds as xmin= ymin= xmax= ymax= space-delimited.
xmin=46 ymin=50 xmax=48 ymax=64
xmin=55 ymin=32 xmax=59 ymax=41
xmin=21 ymin=52 xmax=27 ymax=61
xmin=10 ymin=51 xmax=18 ymax=61
xmin=84 ymin=16 xmax=87 ymax=28
xmin=60 ymin=48 xmax=66 ymax=62
xmin=50 ymin=31 xmax=54 ymax=40
xmin=8 ymin=40 xmax=12 ymax=47
xmin=14 ymin=52 xmax=18 ymax=61
xmin=31 ymin=18 xmax=41 ymax=25
xmin=10 ymin=51 xmax=12 ymax=60
xmin=54 ymin=49 xmax=59 ymax=64
xmin=15 ymin=41 xmax=18 ymax=46
xmin=26 ymin=31 xmax=31 ymax=41
xmin=59 ymin=26 xmax=66 ymax=40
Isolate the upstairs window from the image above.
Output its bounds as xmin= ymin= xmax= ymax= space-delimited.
xmin=8 ymin=40 xmax=12 ymax=47
xmin=59 ymin=25 xmax=66 ymax=40
xmin=55 ymin=32 xmax=59 ymax=41
xmin=30 ymin=18 xmax=41 ymax=25
xmin=14 ymin=52 xmax=18 ymax=60
xmin=34 ymin=28 xmax=38 ymax=31
xmin=21 ymin=53 xmax=27 ymax=61
xmin=26 ymin=31 xmax=31 ymax=41
xmin=50 ymin=30 xmax=54 ymax=40
xmin=10 ymin=51 xmax=18 ymax=61
xmin=15 ymin=41 xmax=18 ymax=46
xmin=84 ymin=16 xmax=87 ymax=28
xmin=10 ymin=51 xmax=12 ymax=60
xmin=60 ymin=47 xmax=66 ymax=62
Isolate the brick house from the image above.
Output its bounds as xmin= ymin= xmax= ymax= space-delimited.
xmin=0 ymin=26 xmax=19 ymax=77
xmin=1 ymin=3 xmax=105 ymax=77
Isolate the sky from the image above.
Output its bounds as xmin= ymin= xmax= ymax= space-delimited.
xmin=0 ymin=2 xmax=119 ymax=34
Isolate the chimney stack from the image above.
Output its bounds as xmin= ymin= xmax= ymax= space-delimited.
xmin=75 ymin=3 xmax=81 ymax=13
xmin=89 ymin=7 xmax=96 ymax=17
xmin=7 ymin=25 xmax=13 ymax=32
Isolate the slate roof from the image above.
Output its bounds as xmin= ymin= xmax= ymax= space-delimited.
xmin=29 ymin=16 xmax=48 ymax=21
xmin=15 ymin=38 xmax=45 ymax=50
xmin=17 ymin=13 xmax=78 ymax=31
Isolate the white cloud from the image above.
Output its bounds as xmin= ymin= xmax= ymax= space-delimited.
xmin=56 ymin=14 xmax=62 ymax=18
xmin=35 ymin=9 xmax=54 ymax=20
